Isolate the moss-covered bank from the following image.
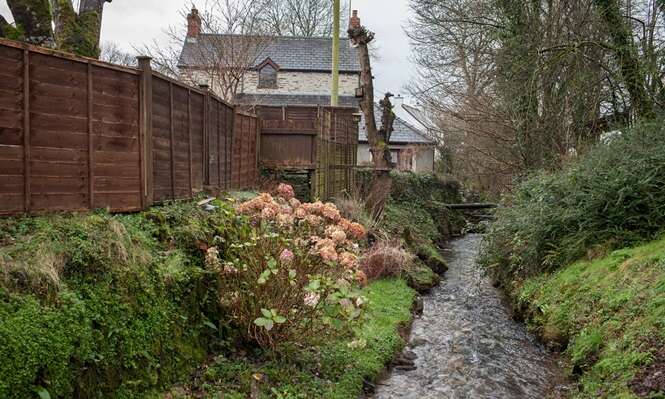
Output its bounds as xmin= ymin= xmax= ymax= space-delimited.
xmin=513 ymin=237 xmax=665 ymax=398
xmin=166 ymin=278 xmax=416 ymax=398
xmin=0 ymin=200 xmax=242 ymax=398
xmin=0 ymin=198 xmax=419 ymax=399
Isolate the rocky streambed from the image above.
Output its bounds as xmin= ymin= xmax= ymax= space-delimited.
xmin=373 ymin=235 xmax=565 ymax=399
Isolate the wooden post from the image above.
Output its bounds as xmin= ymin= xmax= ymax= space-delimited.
xmin=199 ymin=84 xmax=209 ymax=186
xmin=137 ymin=56 xmax=154 ymax=207
xmin=331 ymin=0 xmax=340 ymax=106
xmin=22 ymin=49 xmax=31 ymax=213
xmin=187 ymin=90 xmax=193 ymax=196
xmin=217 ymin=101 xmax=222 ymax=188
xmin=87 ymin=62 xmax=94 ymax=209
xmin=169 ymin=82 xmax=176 ymax=198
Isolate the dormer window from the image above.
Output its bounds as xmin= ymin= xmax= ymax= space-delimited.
xmin=257 ymin=58 xmax=279 ymax=89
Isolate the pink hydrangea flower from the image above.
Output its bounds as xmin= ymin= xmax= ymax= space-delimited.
xmin=275 ymin=183 xmax=295 ymax=200
xmin=279 ymin=248 xmax=295 ymax=264
xmin=339 ymin=252 xmax=358 ymax=269
xmin=304 ymin=292 xmax=320 ymax=307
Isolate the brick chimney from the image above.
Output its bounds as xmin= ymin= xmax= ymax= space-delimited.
xmin=349 ymin=10 xmax=361 ymax=30
xmin=187 ymin=7 xmax=201 ymax=38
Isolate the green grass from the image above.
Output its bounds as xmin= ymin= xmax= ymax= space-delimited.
xmin=515 ymin=236 xmax=665 ymax=398
xmin=0 ymin=199 xmax=243 ymax=398
xmin=167 ymin=278 xmax=416 ymax=398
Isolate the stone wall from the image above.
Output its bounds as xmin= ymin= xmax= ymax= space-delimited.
xmin=241 ymin=71 xmax=359 ymax=96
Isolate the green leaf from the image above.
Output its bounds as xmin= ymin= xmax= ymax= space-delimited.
xmin=289 ymin=269 xmax=297 ymax=279
xmin=261 ymin=308 xmax=272 ymax=318
xmin=254 ymin=317 xmax=269 ymax=327
xmin=258 ymin=270 xmax=271 ymax=285
xmin=36 ymin=388 xmax=51 ymax=399
xmin=203 ymin=320 xmax=218 ymax=330
xmin=273 ymin=315 xmax=287 ymax=324
xmin=306 ymin=280 xmax=321 ymax=292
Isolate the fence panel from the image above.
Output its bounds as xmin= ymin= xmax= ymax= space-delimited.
xmin=0 ymin=40 xmax=144 ymax=215
xmin=0 ymin=44 xmax=25 ymax=215
xmin=90 ymin=64 xmax=142 ymax=211
xmin=0 ymin=39 xmax=260 ymax=216
xmin=232 ymin=111 xmax=259 ymax=189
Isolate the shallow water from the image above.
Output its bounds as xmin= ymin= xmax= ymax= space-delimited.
xmin=373 ymin=235 xmax=562 ymax=399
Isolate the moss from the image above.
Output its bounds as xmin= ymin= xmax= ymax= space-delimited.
xmin=404 ymin=260 xmax=441 ymax=293
xmin=416 ymin=242 xmax=448 ymax=275
xmin=515 ymin=236 xmax=665 ymax=398
xmin=0 ymin=199 xmax=242 ymax=398
xmin=166 ymin=279 xmax=416 ymax=398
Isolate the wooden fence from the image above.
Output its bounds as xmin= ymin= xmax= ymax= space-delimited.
xmin=256 ymin=105 xmax=358 ymax=200
xmin=0 ymin=38 xmax=258 ymax=216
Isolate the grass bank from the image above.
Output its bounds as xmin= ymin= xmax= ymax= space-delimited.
xmin=0 ymin=199 xmax=246 ymax=398
xmin=0 ymin=194 xmax=418 ymax=398
xmin=514 ymin=237 xmax=665 ymax=398
xmin=480 ymin=120 xmax=665 ymax=398
xmin=167 ymin=278 xmax=416 ymax=398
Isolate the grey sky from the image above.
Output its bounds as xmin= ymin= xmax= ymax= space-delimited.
xmin=0 ymin=0 xmax=415 ymax=97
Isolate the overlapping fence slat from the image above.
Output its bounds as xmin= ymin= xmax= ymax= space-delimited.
xmin=256 ymin=105 xmax=358 ymax=200
xmin=0 ymin=38 xmax=259 ymax=216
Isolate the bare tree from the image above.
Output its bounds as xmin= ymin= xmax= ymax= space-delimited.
xmin=349 ymin=12 xmax=395 ymax=217
xmin=257 ymin=0 xmax=349 ymax=37
xmin=1 ymin=0 xmax=111 ymax=57
xmin=100 ymin=41 xmax=136 ymax=66
xmin=139 ymin=1 xmax=271 ymax=101
xmin=407 ymin=0 xmax=665 ymax=196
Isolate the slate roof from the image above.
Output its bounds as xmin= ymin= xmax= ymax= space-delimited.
xmin=179 ymin=34 xmax=361 ymax=72
xmin=359 ymin=104 xmax=435 ymax=145
xmin=234 ymin=93 xmax=360 ymax=107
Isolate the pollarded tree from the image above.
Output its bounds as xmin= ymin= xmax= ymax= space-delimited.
xmin=0 ymin=0 xmax=112 ymax=58
xmin=348 ymin=12 xmax=396 ymax=218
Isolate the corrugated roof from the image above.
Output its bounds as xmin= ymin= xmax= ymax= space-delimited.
xmin=359 ymin=104 xmax=435 ymax=144
xmin=234 ymin=93 xmax=359 ymax=107
xmin=179 ymin=34 xmax=361 ymax=72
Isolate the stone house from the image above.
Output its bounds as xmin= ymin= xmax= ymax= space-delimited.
xmin=177 ymin=8 xmax=361 ymax=107
xmin=177 ymin=8 xmax=434 ymax=172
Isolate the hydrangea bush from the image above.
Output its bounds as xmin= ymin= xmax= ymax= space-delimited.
xmin=205 ymin=184 xmax=370 ymax=348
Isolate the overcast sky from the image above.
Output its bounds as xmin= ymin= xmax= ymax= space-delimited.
xmin=0 ymin=0 xmax=415 ymax=98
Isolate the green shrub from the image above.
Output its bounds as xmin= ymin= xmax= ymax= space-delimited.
xmin=0 ymin=201 xmax=238 ymax=398
xmin=221 ymin=189 xmax=368 ymax=349
xmin=480 ymin=119 xmax=665 ymax=285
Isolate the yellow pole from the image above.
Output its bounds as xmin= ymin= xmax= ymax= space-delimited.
xmin=331 ymin=0 xmax=340 ymax=106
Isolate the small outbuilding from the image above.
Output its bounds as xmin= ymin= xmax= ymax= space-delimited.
xmin=358 ymin=104 xmax=436 ymax=173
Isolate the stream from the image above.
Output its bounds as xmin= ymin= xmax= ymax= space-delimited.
xmin=373 ymin=234 xmax=565 ymax=399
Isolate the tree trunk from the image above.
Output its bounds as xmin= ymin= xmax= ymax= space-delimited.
xmin=6 ymin=0 xmax=54 ymax=46
xmin=349 ymin=21 xmax=395 ymax=218
xmin=2 ymin=0 xmax=109 ymax=58
xmin=593 ymin=0 xmax=653 ymax=119
xmin=78 ymin=0 xmax=110 ymax=51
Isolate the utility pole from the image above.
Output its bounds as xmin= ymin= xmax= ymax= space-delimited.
xmin=331 ymin=0 xmax=340 ymax=106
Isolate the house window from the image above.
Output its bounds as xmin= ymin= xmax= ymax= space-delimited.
xmin=258 ymin=64 xmax=277 ymax=88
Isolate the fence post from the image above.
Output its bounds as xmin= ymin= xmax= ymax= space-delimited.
xmin=199 ymin=84 xmax=210 ymax=187
xmin=22 ymin=49 xmax=31 ymax=214
xmin=137 ymin=56 xmax=154 ymax=208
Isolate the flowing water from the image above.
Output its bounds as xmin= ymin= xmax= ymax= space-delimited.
xmin=373 ymin=235 xmax=564 ymax=399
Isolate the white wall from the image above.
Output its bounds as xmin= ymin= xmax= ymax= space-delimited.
xmin=357 ymin=144 xmax=435 ymax=173
xmin=241 ymin=71 xmax=359 ymax=96
xmin=414 ymin=147 xmax=435 ymax=173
